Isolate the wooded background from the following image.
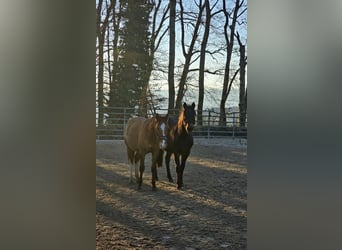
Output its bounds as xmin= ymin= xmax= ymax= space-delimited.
xmin=96 ymin=0 xmax=247 ymax=127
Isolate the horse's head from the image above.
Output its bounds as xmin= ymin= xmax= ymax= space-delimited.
xmin=182 ymin=102 xmax=196 ymax=133
xmin=153 ymin=113 xmax=169 ymax=150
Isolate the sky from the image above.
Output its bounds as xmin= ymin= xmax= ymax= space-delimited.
xmin=149 ymin=0 xmax=247 ymax=109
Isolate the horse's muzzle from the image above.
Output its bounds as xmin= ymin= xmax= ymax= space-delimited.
xmin=160 ymin=137 xmax=168 ymax=150
xmin=188 ymin=124 xmax=194 ymax=132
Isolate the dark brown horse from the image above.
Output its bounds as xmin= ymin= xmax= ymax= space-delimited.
xmin=124 ymin=113 xmax=169 ymax=190
xmin=158 ymin=102 xmax=196 ymax=189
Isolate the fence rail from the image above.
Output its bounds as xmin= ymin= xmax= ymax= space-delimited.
xmin=96 ymin=106 xmax=247 ymax=140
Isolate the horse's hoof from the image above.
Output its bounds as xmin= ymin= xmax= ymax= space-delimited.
xmin=168 ymin=178 xmax=174 ymax=183
xmin=152 ymin=186 xmax=157 ymax=191
xmin=177 ymin=185 xmax=183 ymax=190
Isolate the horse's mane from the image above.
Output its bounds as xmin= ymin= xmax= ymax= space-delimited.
xmin=177 ymin=109 xmax=185 ymax=135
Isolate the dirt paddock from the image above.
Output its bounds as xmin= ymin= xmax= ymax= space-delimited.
xmin=96 ymin=138 xmax=247 ymax=249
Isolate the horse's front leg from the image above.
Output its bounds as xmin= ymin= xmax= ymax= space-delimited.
xmin=174 ymin=152 xmax=183 ymax=189
xmin=151 ymin=151 xmax=159 ymax=190
xmin=165 ymin=151 xmax=173 ymax=182
xmin=178 ymin=153 xmax=189 ymax=189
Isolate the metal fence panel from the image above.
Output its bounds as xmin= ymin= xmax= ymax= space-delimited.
xmin=96 ymin=107 xmax=247 ymax=140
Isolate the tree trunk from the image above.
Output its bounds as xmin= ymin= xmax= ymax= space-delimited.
xmin=140 ymin=56 xmax=153 ymax=117
xmin=168 ymin=0 xmax=176 ymax=114
xmin=236 ymin=32 xmax=247 ymax=127
xmin=97 ymin=36 xmax=105 ymax=126
xmin=106 ymin=16 xmax=112 ymax=104
xmin=96 ymin=0 xmax=115 ymax=125
xmin=197 ymin=0 xmax=211 ymax=126
xmin=219 ymin=0 xmax=241 ymax=126
xmin=245 ymin=88 xmax=247 ymax=115
xmin=109 ymin=0 xmax=121 ymax=109
xmin=96 ymin=0 xmax=104 ymax=126
xmin=175 ymin=62 xmax=190 ymax=110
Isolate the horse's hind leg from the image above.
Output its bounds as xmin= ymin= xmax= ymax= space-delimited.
xmin=157 ymin=149 xmax=163 ymax=167
xmin=155 ymin=149 xmax=164 ymax=182
xmin=165 ymin=151 xmax=173 ymax=182
xmin=153 ymin=160 xmax=159 ymax=181
xmin=155 ymin=167 xmax=159 ymax=181
xmin=134 ymin=154 xmax=139 ymax=183
xmin=138 ymin=155 xmax=145 ymax=189
xmin=127 ymin=147 xmax=135 ymax=183
xmin=151 ymin=163 xmax=157 ymax=190
xmin=151 ymin=163 xmax=157 ymax=183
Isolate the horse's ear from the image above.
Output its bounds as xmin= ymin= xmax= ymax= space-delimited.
xmin=191 ymin=102 xmax=195 ymax=109
xmin=155 ymin=113 xmax=160 ymax=121
xmin=183 ymin=102 xmax=187 ymax=109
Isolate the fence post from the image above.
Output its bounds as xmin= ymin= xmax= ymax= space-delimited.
xmin=207 ymin=110 xmax=211 ymax=139
xmin=123 ymin=108 xmax=126 ymax=136
xmin=232 ymin=112 xmax=235 ymax=138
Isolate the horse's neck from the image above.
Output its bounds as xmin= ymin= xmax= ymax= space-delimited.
xmin=177 ymin=122 xmax=190 ymax=138
xmin=146 ymin=119 xmax=158 ymax=139
xmin=178 ymin=124 xmax=189 ymax=136
xmin=177 ymin=112 xmax=185 ymax=135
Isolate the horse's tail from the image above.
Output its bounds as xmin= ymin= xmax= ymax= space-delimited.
xmin=157 ymin=149 xmax=164 ymax=167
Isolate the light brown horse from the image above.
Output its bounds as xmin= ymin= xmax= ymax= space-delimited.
xmin=124 ymin=113 xmax=169 ymax=190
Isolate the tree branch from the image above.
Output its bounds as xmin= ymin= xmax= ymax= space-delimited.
xmin=211 ymin=9 xmax=223 ymax=17
xmin=154 ymin=26 xmax=169 ymax=52
xmin=188 ymin=68 xmax=224 ymax=75
xmin=153 ymin=2 xmax=169 ymax=41
xmin=237 ymin=7 xmax=247 ymax=19
xmin=210 ymin=0 xmax=220 ymax=12
xmin=179 ymin=0 xmax=187 ymax=57
xmin=224 ymin=68 xmax=240 ymax=100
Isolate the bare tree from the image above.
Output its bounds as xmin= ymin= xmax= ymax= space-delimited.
xmin=168 ymin=0 xmax=176 ymax=113
xmin=108 ymin=0 xmax=123 ymax=108
xmin=219 ymin=0 xmax=244 ymax=126
xmin=175 ymin=0 xmax=205 ymax=110
xmin=197 ymin=0 xmax=211 ymax=125
xmin=142 ymin=0 xmax=169 ymax=115
xmin=96 ymin=0 xmax=115 ymax=126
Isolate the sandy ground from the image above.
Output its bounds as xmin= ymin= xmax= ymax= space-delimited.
xmin=96 ymin=138 xmax=247 ymax=249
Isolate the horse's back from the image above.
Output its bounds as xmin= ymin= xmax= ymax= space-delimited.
xmin=124 ymin=117 xmax=146 ymax=149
